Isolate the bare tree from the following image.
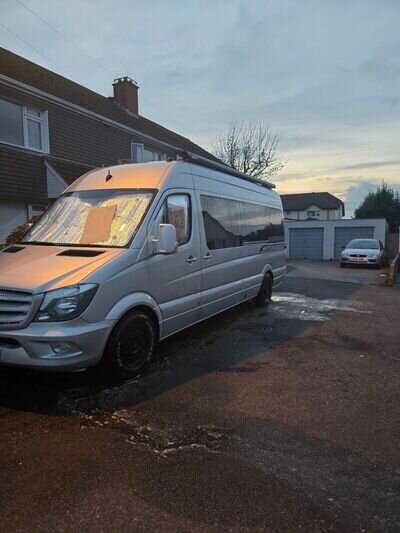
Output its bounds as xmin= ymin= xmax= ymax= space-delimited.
xmin=212 ymin=121 xmax=284 ymax=180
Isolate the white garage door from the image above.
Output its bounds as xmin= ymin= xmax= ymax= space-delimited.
xmin=334 ymin=226 xmax=374 ymax=259
xmin=0 ymin=202 xmax=28 ymax=244
xmin=289 ymin=228 xmax=324 ymax=259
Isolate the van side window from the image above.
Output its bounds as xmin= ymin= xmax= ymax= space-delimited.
xmin=240 ymin=203 xmax=284 ymax=244
xmin=200 ymin=196 xmax=241 ymax=249
xmin=155 ymin=194 xmax=191 ymax=245
xmin=201 ymin=195 xmax=284 ymax=249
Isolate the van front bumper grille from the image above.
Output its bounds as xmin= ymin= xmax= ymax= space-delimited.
xmin=0 ymin=290 xmax=34 ymax=327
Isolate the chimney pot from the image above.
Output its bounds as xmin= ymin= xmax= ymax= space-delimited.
xmin=112 ymin=76 xmax=139 ymax=115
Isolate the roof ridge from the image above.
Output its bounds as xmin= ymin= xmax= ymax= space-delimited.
xmin=0 ymin=47 xmax=219 ymax=163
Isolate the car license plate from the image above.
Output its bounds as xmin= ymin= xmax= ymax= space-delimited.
xmin=353 ymin=257 xmax=364 ymax=262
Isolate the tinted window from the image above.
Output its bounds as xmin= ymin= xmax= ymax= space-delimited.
xmin=200 ymin=196 xmax=241 ymax=249
xmin=201 ymin=195 xmax=284 ymax=249
xmin=155 ymin=194 xmax=191 ymax=245
xmin=241 ymin=203 xmax=284 ymax=243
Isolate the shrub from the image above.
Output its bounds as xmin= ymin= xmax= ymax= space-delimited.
xmin=5 ymin=217 xmax=39 ymax=245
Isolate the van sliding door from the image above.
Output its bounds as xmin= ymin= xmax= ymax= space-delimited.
xmin=197 ymin=193 xmax=244 ymax=319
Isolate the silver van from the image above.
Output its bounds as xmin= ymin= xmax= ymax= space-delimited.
xmin=0 ymin=157 xmax=286 ymax=378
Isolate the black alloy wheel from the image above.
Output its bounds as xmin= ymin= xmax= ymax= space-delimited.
xmin=255 ymin=273 xmax=273 ymax=307
xmin=102 ymin=311 xmax=156 ymax=379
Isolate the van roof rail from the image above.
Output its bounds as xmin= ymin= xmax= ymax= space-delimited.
xmin=172 ymin=151 xmax=276 ymax=190
xmin=167 ymin=150 xmax=275 ymax=189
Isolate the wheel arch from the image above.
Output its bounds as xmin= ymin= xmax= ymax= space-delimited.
xmin=105 ymin=293 xmax=162 ymax=340
xmin=261 ymin=264 xmax=274 ymax=281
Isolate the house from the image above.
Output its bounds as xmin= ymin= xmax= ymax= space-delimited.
xmin=281 ymin=192 xmax=345 ymax=221
xmin=0 ymin=47 xmax=220 ymax=242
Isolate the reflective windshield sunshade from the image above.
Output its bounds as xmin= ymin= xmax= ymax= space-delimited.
xmin=23 ymin=190 xmax=154 ymax=247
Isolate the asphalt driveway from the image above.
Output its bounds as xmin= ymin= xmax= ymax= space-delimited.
xmin=286 ymin=259 xmax=388 ymax=285
xmin=0 ymin=270 xmax=399 ymax=532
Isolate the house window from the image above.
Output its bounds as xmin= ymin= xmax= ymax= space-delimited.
xmin=28 ymin=204 xmax=47 ymax=220
xmin=307 ymin=210 xmax=320 ymax=217
xmin=143 ymin=148 xmax=166 ymax=162
xmin=131 ymin=142 xmax=166 ymax=163
xmin=0 ymin=98 xmax=49 ymax=153
xmin=131 ymin=142 xmax=144 ymax=162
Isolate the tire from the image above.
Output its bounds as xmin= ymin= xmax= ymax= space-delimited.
xmin=255 ymin=273 xmax=273 ymax=307
xmin=101 ymin=310 xmax=157 ymax=380
xmin=340 ymin=263 xmax=346 ymax=268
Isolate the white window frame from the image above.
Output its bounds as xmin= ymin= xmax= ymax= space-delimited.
xmin=0 ymin=99 xmax=49 ymax=154
xmin=131 ymin=142 xmax=144 ymax=162
xmin=131 ymin=142 xmax=166 ymax=163
xmin=150 ymin=150 xmax=166 ymax=161
xmin=28 ymin=204 xmax=47 ymax=219
xmin=22 ymin=106 xmax=50 ymax=153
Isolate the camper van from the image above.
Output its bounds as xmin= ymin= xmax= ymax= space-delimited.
xmin=0 ymin=157 xmax=285 ymax=378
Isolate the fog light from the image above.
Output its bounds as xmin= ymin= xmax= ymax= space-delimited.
xmin=52 ymin=343 xmax=73 ymax=355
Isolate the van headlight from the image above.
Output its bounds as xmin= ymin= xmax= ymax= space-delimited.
xmin=34 ymin=284 xmax=98 ymax=322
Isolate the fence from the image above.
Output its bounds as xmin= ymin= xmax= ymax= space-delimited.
xmin=386 ymin=231 xmax=400 ymax=259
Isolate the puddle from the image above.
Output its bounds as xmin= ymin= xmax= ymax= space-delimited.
xmin=0 ymin=291 xmax=371 ymax=417
xmin=271 ymin=293 xmax=370 ymax=322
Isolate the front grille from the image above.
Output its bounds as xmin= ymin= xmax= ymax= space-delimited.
xmin=350 ymin=254 xmax=367 ymax=258
xmin=0 ymin=289 xmax=33 ymax=326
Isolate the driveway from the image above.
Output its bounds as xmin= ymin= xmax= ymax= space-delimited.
xmin=0 ymin=274 xmax=399 ymax=532
xmin=287 ymin=259 xmax=388 ymax=285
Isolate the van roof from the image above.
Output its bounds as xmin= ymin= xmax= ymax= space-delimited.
xmin=65 ymin=159 xmax=277 ymax=194
xmin=65 ymin=161 xmax=172 ymax=192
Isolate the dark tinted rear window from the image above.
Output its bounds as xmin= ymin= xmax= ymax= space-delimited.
xmin=200 ymin=195 xmax=284 ymax=250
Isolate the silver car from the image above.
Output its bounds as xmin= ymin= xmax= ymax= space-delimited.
xmin=340 ymin=238 xmax=385 ymax=268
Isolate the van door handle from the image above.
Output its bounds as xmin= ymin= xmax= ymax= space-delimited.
xmin=203 ymin=253 xmax=213 ymax=260
xmin=186 ymin=255 xmax=197 ymax=264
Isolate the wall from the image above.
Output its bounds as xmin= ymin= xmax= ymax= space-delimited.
xmin=284 ymin=219 xmax=387 ymax=260
xmin=0 ymin=85 xmax=176 ymax=168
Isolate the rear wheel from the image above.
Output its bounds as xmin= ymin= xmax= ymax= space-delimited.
xmin=255 ymin=273 xmax=273 ymax=307
xmin=101 ymin=310 xmax=157 ymax=380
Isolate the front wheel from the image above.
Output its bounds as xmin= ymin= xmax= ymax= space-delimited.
xmin=255 ymin=273 xmax=273 ymax=307
xmin=101 ymin=310 xmax=157 ymax=380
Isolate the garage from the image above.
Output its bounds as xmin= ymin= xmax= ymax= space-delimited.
xmin=334 ymin=226 xmax=374 ymax=259
xmin=289 ymin=227 xmax=324 ymax=259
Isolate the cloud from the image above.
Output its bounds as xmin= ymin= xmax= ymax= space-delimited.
xmin=1 ymin=0 xmax=400 ymax=206
xmin=343 ymin=180 xmax=400 ymax=217
xmin=335 ymin=160 xmax=400 ymax=171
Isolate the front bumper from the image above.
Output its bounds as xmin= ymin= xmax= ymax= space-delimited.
xmin=0 ymin=318 xmax=115 ymax=371
xmin=341 ymin=257 xmax=379 ymax=265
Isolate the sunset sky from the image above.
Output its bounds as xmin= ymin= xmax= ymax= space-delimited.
xmin=1 ymin=0 xmax=399 ymax=216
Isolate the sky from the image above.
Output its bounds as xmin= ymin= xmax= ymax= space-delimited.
xmin=1 ymin=0 xmax=399 ymax=216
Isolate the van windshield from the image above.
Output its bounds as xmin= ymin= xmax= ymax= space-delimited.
xmin=23 ymin=190 xmax=154 ymax=247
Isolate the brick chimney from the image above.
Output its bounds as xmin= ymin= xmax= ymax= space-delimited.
xmin=112 ymin=77 xmax=139 ymax=115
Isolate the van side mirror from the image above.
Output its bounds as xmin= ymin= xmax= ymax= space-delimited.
xmin=153 ymin=224 xmax=178 ymax=254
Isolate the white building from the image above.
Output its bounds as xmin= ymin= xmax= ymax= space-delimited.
xmin=284 ymin=218 xmax=387 ymax=261
xmin=281 ymin=192 xmax=344 ymax=221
